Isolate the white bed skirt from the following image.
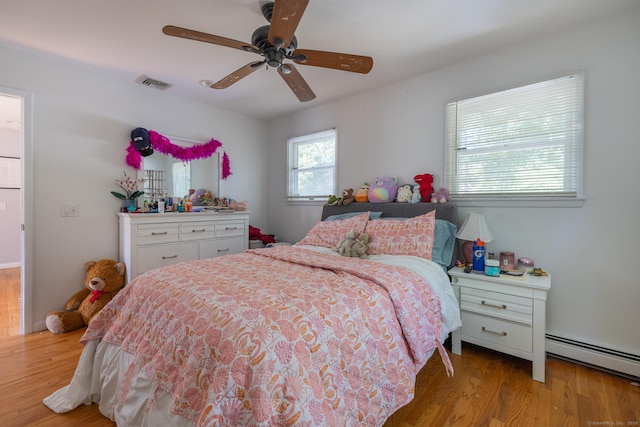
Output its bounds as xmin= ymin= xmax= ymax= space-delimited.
xmin=43 ymin=339 xmax=192 ymax=426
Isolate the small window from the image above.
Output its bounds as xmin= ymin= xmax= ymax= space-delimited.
xmin=172 ymin=161 xmax=190 ymax=198
xmin=445 ymin=73 xmax=584 ymax=199
xmin=287 ymin=129 xmax=337 ymax=201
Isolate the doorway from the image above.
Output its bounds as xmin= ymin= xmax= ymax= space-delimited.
xmin=0 ymin=87 xmax=32 ymax=337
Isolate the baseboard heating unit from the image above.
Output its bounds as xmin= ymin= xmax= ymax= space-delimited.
xmin=546 ymin=334 xmax=640 ymax=380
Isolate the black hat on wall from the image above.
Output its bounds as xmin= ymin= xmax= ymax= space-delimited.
xmin=131 ymin=127 xmax=153 ymax=157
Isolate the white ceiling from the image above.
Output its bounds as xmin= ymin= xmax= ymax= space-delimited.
xmin=0 ymin=0 xmax=638 ymax=124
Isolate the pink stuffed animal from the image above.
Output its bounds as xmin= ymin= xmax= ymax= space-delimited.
xmin=431 ymin=187 xmax=451 ymax=203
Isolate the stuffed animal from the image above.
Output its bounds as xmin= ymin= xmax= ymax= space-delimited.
xmin=350 ymin=233 xmax=370 ymax=258
xmin=413 ymin=173 xmax=434 ymax=202
xmin=368 ymin=176 xmax=398 ymax=203
xmin=337 ymin=188 xmax=355 ymax=206
xmin=334 ymin=230 xmax=357 ymax=257
xmin=431 ymin=187 xmax=451 ymax=203
xmin=327 ymin=195 xmax=339 ymax=205
xmin=410 ymin=184 xmax=421 ymax=204
xmin=396 ymin=184 xmax=412 ymax=203
xmin=45 ymin=259 xmax=126 ymax=334
xmin=355 ymin=183 xmax=370 ymax=203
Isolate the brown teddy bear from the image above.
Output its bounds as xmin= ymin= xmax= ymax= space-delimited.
xmin=45 ymin=259 xmax=126 ymax=334
xmin=337 ymin=188 xmax=355 ymax=206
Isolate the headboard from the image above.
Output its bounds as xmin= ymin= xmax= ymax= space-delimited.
xmin=321 ymin=202 xmax=457 ymax=224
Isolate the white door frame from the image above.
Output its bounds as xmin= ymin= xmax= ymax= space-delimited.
xmin=1 ymin=85 xmax=34 ymax=334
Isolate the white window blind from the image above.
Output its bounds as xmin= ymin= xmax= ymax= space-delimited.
xmin=287 ymin=129 xmax=336 ymax=201
xmin=445 ymin=73 xmax=584 ymax=199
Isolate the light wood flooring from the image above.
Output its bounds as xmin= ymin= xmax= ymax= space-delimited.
xmin=0 ymin=267 xmax=21 ymax=338
xmin=0 ymin=324 xmax=637 ymax=427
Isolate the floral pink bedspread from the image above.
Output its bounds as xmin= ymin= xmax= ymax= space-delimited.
xmin=83 ymin=246 xmax=452 ymax=426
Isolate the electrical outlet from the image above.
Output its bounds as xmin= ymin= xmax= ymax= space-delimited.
xmin=61 ymin=203 xmax=79 ymax=217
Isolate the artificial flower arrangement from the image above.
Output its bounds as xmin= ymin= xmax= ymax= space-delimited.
xmin=111 ymin=172 xmax=145 ymax=210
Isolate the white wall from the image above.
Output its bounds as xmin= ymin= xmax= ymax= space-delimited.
xmin=0 ymin=43 xmax=268 ymax=330
xmin=0 ymin=127 xmax=21 ymax=266
xmin=267 ymin=9 xmax=640 ymax=359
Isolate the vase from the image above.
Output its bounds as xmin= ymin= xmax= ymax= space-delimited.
xmin=120 ymin=199 xmax=134 ymax=212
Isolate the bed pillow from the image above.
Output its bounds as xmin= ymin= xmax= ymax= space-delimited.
xmin=432 ymin=219 xmax=458 ymax=268
xmin=365 ymin=211 xmax=436 ymax=259
xmin=297 ymin=211 xmax=369 ymax=248
xmin=324 ymin=211 xmax=383 ymax=221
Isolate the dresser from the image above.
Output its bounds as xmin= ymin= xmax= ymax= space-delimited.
xmin=118 ymin=211 xmax=250 ymax=283
xmin=449 ymin=268 xmax=551 ymax=382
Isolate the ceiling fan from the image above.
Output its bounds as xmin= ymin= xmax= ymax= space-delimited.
xmin=162 ymin=0 xmax=373 ymax=102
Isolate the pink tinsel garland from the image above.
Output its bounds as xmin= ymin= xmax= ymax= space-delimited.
xmin=126 ymin=130 xmax=232 ymax=179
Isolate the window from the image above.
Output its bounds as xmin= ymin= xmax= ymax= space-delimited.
xmin=445 ymin=73 xmax=583 ymax=199
xmin=172 ymin=161 xmax=190 ymax=198
xmin=287 ymin=129 xmax=336 ymax=201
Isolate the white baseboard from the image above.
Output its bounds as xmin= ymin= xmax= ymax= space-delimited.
xmin=546 ymin=336 xmax=640 ymax=379
xmin=0 ymin=262 xmax=21 ymax=269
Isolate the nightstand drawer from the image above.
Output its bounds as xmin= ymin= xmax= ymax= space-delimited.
xmin=460 ymin=287 xmax=532 ymax=325
xmin=461 ymin=311 xmax=533 ymax=353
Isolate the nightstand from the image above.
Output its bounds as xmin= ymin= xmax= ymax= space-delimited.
xmin=449 ymin=267 xmax=551 ymax=382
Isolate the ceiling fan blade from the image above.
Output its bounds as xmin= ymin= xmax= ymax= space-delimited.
xmin=292 ymin=49 xmax=373 ymax=74
xmin=268 ymin=0 xmax=309 ymax=49
xmin=162 ymin=25 xmax=256 ymax=52
xmin=208 ymin=62 xmax=264 ymax=89
xmin=278 ymin=64 xmax=316 ymax=102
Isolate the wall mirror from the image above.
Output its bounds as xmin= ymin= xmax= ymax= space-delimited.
xmin=137 ymin=136 xmax=220 ymax=204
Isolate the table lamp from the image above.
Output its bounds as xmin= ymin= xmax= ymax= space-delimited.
xmin=456 ymin=212 xmax=494 ymax=265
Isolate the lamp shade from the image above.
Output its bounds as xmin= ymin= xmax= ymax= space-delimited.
xmin=456 ymin=212 xmax=494 ymax=242
xmin=456 ymin=212 xmax=493 ymax=264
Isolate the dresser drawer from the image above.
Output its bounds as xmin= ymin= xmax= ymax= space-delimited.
xmin=200 ymin=237 xmax=246 ymax=259
xmin=460 ymin=287 xmax=532 ymax=325
xmin=179 ymin=221 xmax=216 ymax=241
xmin=137 ymin=242 xmax=198 ymax=274
xmin=215 ymin=220 xmax=245 ymax=238
xmin=461 ymin=311 xmax=533 ymax=353
xmin=137 ymin=223 xmax=179 ymax=245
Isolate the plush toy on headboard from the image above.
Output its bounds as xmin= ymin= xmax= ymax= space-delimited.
xmin=396 ymin=184 xmax=412 ymax=203
xmin=368 ymin=176 xmax=398 ymax=203
xmin=413 ymin=173 xmax=434 ymax=202
xmin=355 ymin=182 xmax=369 ymax=203
xmin=337 ymin=188 xmax=355 ymax=206
xmin=431 ymin=187 xmax=451 ymax=203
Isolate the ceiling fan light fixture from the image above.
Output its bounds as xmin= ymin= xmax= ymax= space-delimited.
xmin=199 ymin=80 xmax=214 ymax=88
xmin=280 ymin=64 xmax=292 ymax=74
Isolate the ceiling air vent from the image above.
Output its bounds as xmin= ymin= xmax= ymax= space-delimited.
xmin=135 ymin=75 xmax=172 ymax=91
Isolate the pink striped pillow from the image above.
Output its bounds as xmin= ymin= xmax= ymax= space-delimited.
xmin=365 ymin=211 xmax=436 ymax=259
xmin=297 ymin=211 xmax=369 ymax=248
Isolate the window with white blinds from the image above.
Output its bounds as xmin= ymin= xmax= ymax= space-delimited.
xmin=287 ymin=129 xmax=337 ymax=201
xmin=445 ymin=73 xmax=584 ymax=199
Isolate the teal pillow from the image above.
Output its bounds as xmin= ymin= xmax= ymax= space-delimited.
xmin=433 ymin=220 xmax=457 ymax=269
xmin=324 ymin=211 xmax=382 ymax=221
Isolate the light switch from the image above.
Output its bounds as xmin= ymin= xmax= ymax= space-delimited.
xmin=0 ymin=202 xmax=6 ymax=211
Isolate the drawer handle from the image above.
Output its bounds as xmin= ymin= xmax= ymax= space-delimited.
xmin=481 ymin=300 xmax=507 ymax=309
xmin=162 ymin=255 xmax=178 ymax=259
xmin=191 ymin=229 xmax=206 ymax=233
xmin=482 ymin=326 xmax=507 ymax=336
xmin=217 ymin=248 xmax=230 ymax=253
xmin=151 ymin=231 xmax=168 ymax=236
xmin=225 ymin=227 xmax=238 ymax=231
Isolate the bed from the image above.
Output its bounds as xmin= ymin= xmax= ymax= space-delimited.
xmin=44 ymin=202 xmax=461 ymax=426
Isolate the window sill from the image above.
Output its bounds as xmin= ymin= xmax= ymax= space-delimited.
xmin=451 ymin=197 xmax=586 ymax=208
xmin=286 ymin=199 xmax=328 ymax=206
